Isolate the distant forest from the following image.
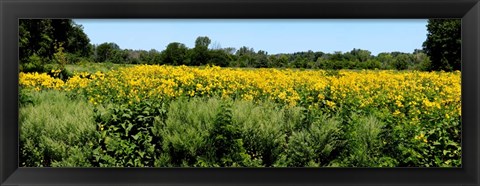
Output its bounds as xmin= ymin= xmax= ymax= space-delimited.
xmin=19 ymin=19 xmax=461 ymax=73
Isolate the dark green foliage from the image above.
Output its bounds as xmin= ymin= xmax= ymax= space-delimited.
xmin=79 ymin=36 xmax=434 ymax=71
xmin=411 ymin=114 xmax=462 ymax=167
xmin=208 ymin=49 xmax=231 ymax=67
xmin=162 ymin=42 xmax=188 ymax=65
xmin=205 ymin=102 xmax=252 ymax=166
xmin=190 ymin=36 xmax=212 ymax=66
xmin=412 ymin=50 xmax=432 ymax=71
xmin=139 ymin=49 xmax=163 ymax=65
xmin=20 ymin=54 xmax=46 ymax=73
xmin=391 ymin=53 xmax=412 ymax=70
xmin=92 ymin=101 xmax=168 ymax=167
xmin=19 ymin=19 xmax=92 ymax=71
xmin=94 ymin=42 xmax=121 ymax=63
xmin=19 ymin=88 xmax=35 ymax=106
xmin=375 ymin=107 xmax=456 ymax=167
xmin=194 ymin=104 xmax=245 ymax=167
xmin=46 ymin=44 xmax=74 ymax=80
xmin=423 ymin=19 xmax=461 ymax=71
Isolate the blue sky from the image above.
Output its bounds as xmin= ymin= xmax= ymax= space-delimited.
xmin=73 ymin=19 xmax=428 ymax=55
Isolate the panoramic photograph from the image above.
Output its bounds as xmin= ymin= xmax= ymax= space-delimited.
xmin=18 ymin=19 xmax=461 ymax=167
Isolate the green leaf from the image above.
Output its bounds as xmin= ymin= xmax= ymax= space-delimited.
xmin=132 ymin=133 xmax=141 ymax=140
xmin=122 ymin=113 xmax=131 ymax=118
xmin=142 ymin=110 xmax=150 ymax=115
xmin=127 ymin=122 xmax=134 ymax=132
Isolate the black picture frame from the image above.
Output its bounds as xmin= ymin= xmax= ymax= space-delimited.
xmin=1 ymin=0 xmax=479 ymax=185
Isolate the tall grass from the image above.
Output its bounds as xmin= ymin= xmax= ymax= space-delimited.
xmin=151 ymin=97 xmax=362 ymax=167
xmin=19 ymin=90 xmax=96 ymax=167
xmin=153 ymin=97 xmax=221 ymax=167
xmin=19 ymin=93 xmax=400 ymax=167
xmin=65 ymin=61 xmax=133 ymax=74
xmin=339 ymin=114 xmax=391 ymax=167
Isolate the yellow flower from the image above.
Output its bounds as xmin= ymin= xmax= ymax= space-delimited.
xmin=326 ymin=100 xmax=336 ymax=108
xmin=19 ymin=64 xmax=459 ymax=126
xmin=393 ymin=110 xmax=401 ymax=116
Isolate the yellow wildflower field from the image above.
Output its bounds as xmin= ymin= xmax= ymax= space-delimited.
xmin=19 ymin=65 xmax=461 ymax=167
xmin=20 ymin=65 xmax=461 ymax=119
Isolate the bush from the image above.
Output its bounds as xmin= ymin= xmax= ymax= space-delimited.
xmin=339 ymin=114 xmax=392 ymax=167
xmin=203 ymin=102 xmax=251 ymax=166
xmin=20 ymin=54 xmax=46 ymax=73
xmin=44 ymin=64 xmax=73 ymax=81
xmin=410 ymin=113 xmax=461 ymax=167
xmin=19 ymin=88 xmax=35 ymax=106
xmin=91 ymin=100 xmax=168 ymax=167
xmin=155 ymin=97 xmax=261 ymax=167
xmin=276 ymin=113 xmax=345 ymax=167
xmin=232 ymin=100 xmax=286 ymax=167
xmin=153 ymin=97 xmax=220 ymax=167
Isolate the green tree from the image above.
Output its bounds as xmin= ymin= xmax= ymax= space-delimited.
xmin=195 ymin=36 xmax=211 ymax=49
xmin=276 ymin=55 xmax=289 ymax=68
xmin=236 ymin=46 xmax=255 ymax=56
xmin=411 ymin=49 xmax=431 ymax=71
xmin=146 ymin=49 xmax=163 ymax=65
xmin=19 ymin=19 xmax=91 ymax=65
xmin=162 ymin=42 xmax=188 ymax=65
xmin=376 ymin=52 xmax=394 ymax=69
xmin=391 ymin=53 xmax=412 ymax=70
xmin=208 ymin=50 xmax=230 ymax=67
xmin=235 ymin=46 xmax=256 ymax=67
xmin=110 ymin=50 xmax=130 ymax=64
xmin=422 ymin=19 xmax=461 ymax=71
xmin=349 ymin=48 xmax=372 ymax=63
xmin=191 ymin=36 xmax=211 ymax=66
xmin=95 ymin=42 xmax=120 ymax=63
xmin=65 ymin=23 xmax=93 ymax=57
xmin=254 ymin=50 xmax=269 ymax=68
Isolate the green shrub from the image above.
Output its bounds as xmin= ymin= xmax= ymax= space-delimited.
xmin=154 ymin=97 xmax=219 ymax=167
xmin=20 ymin=54 xmax=46 ymax=73
xmin=410 ymin=114 xmax=461 ymax=167
xmin=276 ymin=113 xmax=345 ymax=167
xmin=204 ymin=101 xmax=255 ymax=167
xmin=155 ymin=97 xmax=261 ymax=167
xmin=43 ymin=64 xmax=73 ymax=81
xmin=340 ymin=114 xmax=392 ymax=167
xmin=91 ymin=100 xmax=168 ymax=167
xmin=19 ymin=88 xmax=35 ymax=106
xmin=232 ymin=100 xmax=286 ymax=167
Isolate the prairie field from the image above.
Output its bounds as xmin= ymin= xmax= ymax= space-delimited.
xmin=19 ymin=64 xmax=461 ymax=167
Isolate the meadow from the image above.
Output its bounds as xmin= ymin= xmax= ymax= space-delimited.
xmin=19 ymin=63 xmax=461 ymax=167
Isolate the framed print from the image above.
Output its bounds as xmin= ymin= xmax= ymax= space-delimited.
xmin=1 ymin=0 xmax=479 ymax=185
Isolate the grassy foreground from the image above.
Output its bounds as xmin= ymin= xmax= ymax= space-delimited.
xmin=19 ymin=64 xmax=461 ymax=167
xmin=20 ymin=90 xmax=395 ymax=167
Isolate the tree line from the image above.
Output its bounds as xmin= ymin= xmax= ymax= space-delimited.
xmin=19 ymin=19 xmax=461 ymax=73
xmin=92 ymin=41 xmax=433 ymax=71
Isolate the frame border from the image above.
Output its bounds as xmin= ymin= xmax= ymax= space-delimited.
xmin=1 ymin=0 xmax=479 ymax=186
